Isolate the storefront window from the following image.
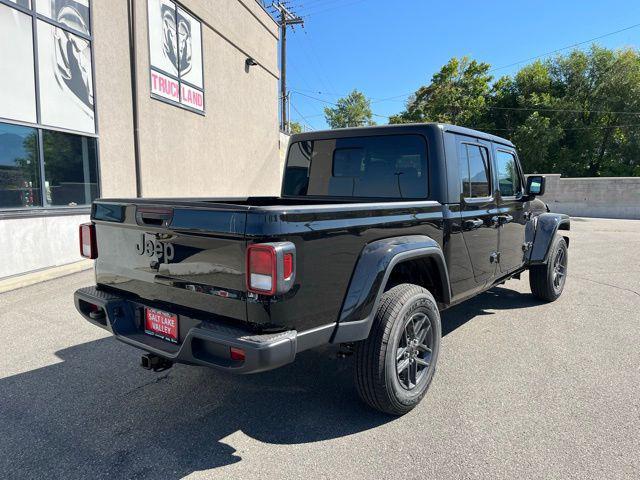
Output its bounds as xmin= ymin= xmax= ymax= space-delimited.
xmin=43 ymin=130 xmax=97 ymax=206
xmin=0 ymin=0 xmax=98 ymax=212
xmin=0 ymin=123 xmax=41 ymax=209
xmin=0 ymin=3 xmax=37 ymax=123
xmin=38 ymin=20 xmax=95 ymax=133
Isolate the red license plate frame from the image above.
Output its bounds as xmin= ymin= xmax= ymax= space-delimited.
xmin=144 ymin=307 xmax=179 ymax=344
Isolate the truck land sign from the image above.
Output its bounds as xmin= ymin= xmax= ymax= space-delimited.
xmin=147 ymin=0 xmax=205 ymax=113
xmin=150 ymin=70 xmax=203 ymax=110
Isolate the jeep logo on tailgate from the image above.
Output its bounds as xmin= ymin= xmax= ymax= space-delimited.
xmin=135 ymin=233 xmax=175 ymax=263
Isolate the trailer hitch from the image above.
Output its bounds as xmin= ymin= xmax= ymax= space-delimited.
xmin=140 ymin=353 xmax=173 ymax=372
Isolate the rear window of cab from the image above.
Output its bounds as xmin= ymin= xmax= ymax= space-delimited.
xmin=282 ymin=134 xmax=428 ymax=199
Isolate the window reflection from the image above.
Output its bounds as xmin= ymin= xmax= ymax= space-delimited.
xmin=0 ymin=123 xmax=41 ymax=209
xmin=496 ymin=151 xmax=522 ymax=197
xmin=459 ymin=144 xmax=491 ymax=198
xmin=466 ymin=145 xmax=491 ymax=198
xmin=43 ymin=130 xmax=97 ymax=206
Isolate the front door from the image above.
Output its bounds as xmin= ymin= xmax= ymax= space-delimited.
xmin=457 ymin=138 xmax=499 ymax=287
xmin=494 ymin=148 xmax=527 ymax=273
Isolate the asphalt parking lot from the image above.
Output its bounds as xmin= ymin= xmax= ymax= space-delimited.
xmin=1 ymin=217 xmax=638 ymax=479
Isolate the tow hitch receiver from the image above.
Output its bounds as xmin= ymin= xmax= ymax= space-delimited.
xmin=140 ymin=353 xmax=173 ymax=372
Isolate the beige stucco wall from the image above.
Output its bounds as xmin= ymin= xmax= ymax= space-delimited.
xmin=92 ymin=0 xmax=280 ymax=199
xmin=92 ymin=0 xmax=137 ymax=199
xmin=136 ymin=0 xmax=280 ymax=198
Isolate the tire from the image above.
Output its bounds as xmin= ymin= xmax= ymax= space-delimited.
xmin=354 ymin=284 xmax=441 ymax=416
xmin=529 ymin=235 xmax=568 ymax=302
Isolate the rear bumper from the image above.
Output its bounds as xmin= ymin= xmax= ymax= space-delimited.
xmin=74 ymin=286 xmax=334 ymax=374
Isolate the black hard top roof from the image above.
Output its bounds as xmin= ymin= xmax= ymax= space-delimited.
xmin=290 ymin=123 xmax=515 ymax=148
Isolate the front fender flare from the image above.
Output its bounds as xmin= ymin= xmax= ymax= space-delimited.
xmin=527 ymin=213 xmax=570 ymax=265
xmin=331 ymin=235 xmax=450 ymax=344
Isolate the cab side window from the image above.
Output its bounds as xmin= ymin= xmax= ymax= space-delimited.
xmin=458 ymin=143 xmax=491 ymax=198
xmin=495 ymin=150 xmax=522 ymax=197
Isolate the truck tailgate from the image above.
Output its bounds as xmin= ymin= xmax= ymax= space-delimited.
xmin=92 ymin=201 xmax=249 ymax=321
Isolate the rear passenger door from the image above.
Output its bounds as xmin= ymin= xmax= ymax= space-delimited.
xmin=457 ymin=137 xmax=499 ymax=287
xmin=493 ymin=147 xmax=527 ymax=273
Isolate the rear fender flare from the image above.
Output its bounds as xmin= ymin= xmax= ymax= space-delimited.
xmin=527 ymin=213 xmax=570 ymax=265
xmin=331 ymin=235 xmax=450 ymax=344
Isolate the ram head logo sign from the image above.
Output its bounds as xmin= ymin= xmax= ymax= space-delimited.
xmin=148 ymin=0 xmax=204 ymax=112
xmin=160 ymin=4 xmax=193 ymax=77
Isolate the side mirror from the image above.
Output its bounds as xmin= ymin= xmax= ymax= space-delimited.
xmin=526 ymin=175 xmax=545 ymax=198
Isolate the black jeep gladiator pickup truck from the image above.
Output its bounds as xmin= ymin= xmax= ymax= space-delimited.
xmin=75 ymin=124 xmax=569 ymax=415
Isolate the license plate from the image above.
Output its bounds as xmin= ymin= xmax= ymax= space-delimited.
xmin=144 ymin=307 xmax=179 ymax=343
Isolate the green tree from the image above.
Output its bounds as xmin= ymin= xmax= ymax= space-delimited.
xmin=324 ymin=90 xmax=376 ymax=128
xmin=511 ymin=112 xmax=564 ymax=173
xmin=489 ymin=61 xmax=564 ymax=173
xmin=289 ymin=121 xmax=303 ymax=134
xmin=389 ymin=57 xmax=493 ymax=128
xmin=389 ymin=47 xmax=640 ymax=177
xmin=549 ymin=47 xmax=640 ymax=176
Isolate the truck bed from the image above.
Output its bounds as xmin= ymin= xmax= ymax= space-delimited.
xmin=91 ymin=196 xmax=446 ymax=333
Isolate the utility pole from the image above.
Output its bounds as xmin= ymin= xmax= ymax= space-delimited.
xmin=272 ymin=2 xmax=303 ymax=132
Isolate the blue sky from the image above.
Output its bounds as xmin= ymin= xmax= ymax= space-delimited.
xmin=281 ymin=0 xmax=640 ymax=130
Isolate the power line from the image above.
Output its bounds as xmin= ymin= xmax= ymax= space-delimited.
xmin=292 ymin=90 xmax=391 ymax=119
xmin=488 ymin=22 xmax=640 ymax=73
xmin=290 ymin=87 xmax=352 ymax=97
xmin=292 ymin=89 xmax=640 ymax=131
xmin=487 ymin=123 xmax=640 ymax=132
xmin=472 ymin=105 xmax=640 ymax=116
xmin=292 ymin=88 xmax=640 ymax=129
xmin=292 ymin=89 xmax=640 ymax=125
xmin=424 ymin=103 xmax=640 ymax=116
xmin=371 ymin=22 xmax=640 ymax=105
xmin=299 ymin=29 xmax=339 ymax=93
xmin=287 ymin=61 xmax=318 ymax=93
xmin=293 ymin=90 xmax=342 ymax=105
xmin=279 ymin=0 xmax=336 ymax=12
xmin=291 ymin=86 xmax=392 ymax=101
xmin=290 ymin=100 xmax=316 ymax=131
xmin=284 ymin=0 xmax=362 ymax=17
xmin=299 ymin=0 xmax=367 ymax=18
xmin=286 ymin=0 xmax=345 ymax=13
xmin=372 ymin=91 xmax=419 ymax=104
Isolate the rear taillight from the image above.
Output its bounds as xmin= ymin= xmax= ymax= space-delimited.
xmin=79 ymin=223 xmax=97 ymax=259
xmin=283 ymin=253 xmax=293 ymax=279
xmin=230 ymin=347 xmax=245 ymax=362
xmin=247 ymin=245 xmax=277 ymax=294
xmin=246 ymin=242 xmax=296 ymax=295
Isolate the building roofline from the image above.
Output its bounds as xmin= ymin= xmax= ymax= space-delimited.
xmin=250 ymin=0 xmax=280 ymax=29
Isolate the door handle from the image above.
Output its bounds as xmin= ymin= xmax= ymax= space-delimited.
xmin=499 ymin=214 xmax=514 ymax=225
xmin=463 ymin=219 xmax=484 ymax=230
xmin=136 ymin=207 xmax=173 ymax=227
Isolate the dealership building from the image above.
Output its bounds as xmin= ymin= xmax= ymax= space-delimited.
xmin=0 ymin=0 xmax=281 ymax=286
